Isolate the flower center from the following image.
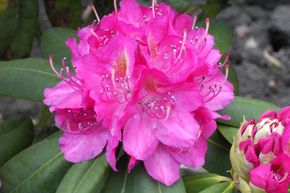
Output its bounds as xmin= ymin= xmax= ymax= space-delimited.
xmin=140 ymin=92 xmax=176 ymax=119
xmin=99 ymin=73 xmax=132 ymax=103
xmin=62 ymin=108 xmax=100 ymax=134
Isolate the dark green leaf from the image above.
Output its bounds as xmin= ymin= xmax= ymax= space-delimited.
xmin=204 ymin=132 xmax=231 ymax=177
xmin=200 ymin=0 xmax=229 ymax=19
xmin=0 ymin=1 xmax=18 ymax=57
xmin=218 ymin=96 xmax=280 ymax=127
xmin=41 ymin=27 xmax=76 ymax=64
xmin=197 ymin=19 xmax=232 ymax=55
xmin=217 ymin=124 xmax=238 ymax=144
xmin=0 ymin=132 xmax=71 ymax=193
xmin=228 ymin=66 xmax=239 ymax=95
xmin=199 ymin=181 xmax=235 ymax=193
xmin=44 ymin=0 xmax=82 ymax=29
xmin=56 ymin=154 xmax=110 ymax=193
xmin=162 ymin=0 xmax=192 ymax=12
xmin=0 ymin=116 xmax=34 ymax=166
xmin=184 ymin=173 xmax=231 ymax=193
xmin=6 ymin=0 xmax=39 ymax=59
xmin=0 ymin=58 xmax=59 ymax=101
xmin=102 ymin=163 xmax=186 ymax=193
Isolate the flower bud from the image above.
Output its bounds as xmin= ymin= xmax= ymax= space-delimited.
xmin=230 ymin=108 xmax=290 ymax=193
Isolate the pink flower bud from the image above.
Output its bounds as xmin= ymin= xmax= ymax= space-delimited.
xmin=230 ymin=108 xmax=290 ymax=193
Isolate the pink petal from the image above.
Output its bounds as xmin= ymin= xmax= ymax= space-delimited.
xmin=171 ymin=136 xmax=207 ymax=168
xmin=156 ymin=111 xmax=199 ymax=148
xmin=204 ymin=71 xmax=234 ymax=111
xmin=282 ymin=125 xmax=290 ymax=154
xmin=144 ymin=145 xmax=180 ymax=186
xmin=128 ymin=156 xmax=139 ymax=173
xmin=95 ymin=35 xmax=137 ymax=77
xmin=278 ymin=107 xmax=290 ymax=125
xmin=123 ymin=114 xmax=159 ymax=160
xmin=193 ymin=107 xmax=217 ymax=139
xmin=258 ymin=110 xmax=277 ymax=122
xmin=249 ymin=163 xmax=271 ymax=190
xmin=59 ymin=130 xmax=107 ymax=163
xmin=106 ymin=136 xmax=119 ymax=171
xmin=43 ymin=81 xmax=83 ymax=112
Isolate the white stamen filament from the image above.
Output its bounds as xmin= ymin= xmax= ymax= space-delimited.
xmin=89 ymin=3 xmax=100 ymax=23
xmin=152 ymin=0 xmax=157 ymax=18
xmin=114 ymin=0 xmax=118 ymax=14
xmin=176 ymin=30 xmax=187 ymax=62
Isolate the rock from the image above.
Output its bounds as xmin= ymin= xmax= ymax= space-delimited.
xmin=269 ymin=5 xmax=290 ymax=50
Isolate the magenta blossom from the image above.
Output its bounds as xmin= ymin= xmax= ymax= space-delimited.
xmin=230 ymin=107 xmax=290 ymax=193
xmin=44 ymin=0 xmax=234 ymax=186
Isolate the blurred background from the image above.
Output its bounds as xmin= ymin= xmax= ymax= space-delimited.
xmin=0 ymin=0 xmax=290 ymax=123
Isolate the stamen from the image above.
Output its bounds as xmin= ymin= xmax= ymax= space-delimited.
xmin=191 ymin=10 xmax=200 ymax=30
xmin=220 ymin=52 xmax=230 ymax=68
xmin=49 ymin=55 xmax=62 ymax=78
xmin=89 ymin=3 xmax=100 ymax=23
xmin=49 ymin=55 xmax=82 ymax=91
xmin=114 ymin=0 xmax=118 ymax=14
xmin=176 ymin=30 xmax=187 ymax=62
xmin=278 ymin=172 xmax=288 ymax=183
xmin=201 ymin=18 xmax=210 ymax=41
xmin=223 ymin=64 xmax=230 ymax=83
xmin=90 ymin=21 xmax=99 ymax=39
xmin=165 ymin=106 xmax=171 ymax=120
xmin=152 ymin=0 xmax=156 ymax=18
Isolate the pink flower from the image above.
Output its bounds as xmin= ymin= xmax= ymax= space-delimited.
xmin=250 ymin=154 xmax=290 ymax=193
xmin=230 ymin=107 xmax=290 ymax=193
xmin=44 ymin=0 xmax=234 ymax=185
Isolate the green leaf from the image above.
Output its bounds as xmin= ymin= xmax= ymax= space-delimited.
xmin=0 ymin=58 xmax=59 ymax=101
xmin=44 ymin=0 xmax=82 ymax=29
xmin=56 ymin=154 xmax=110 ymax=193
xmin=228 ymin=66 xmax=239 ymax=95
xmin=204 ymin=132 xmax=231 ymax=177
xmin=41 ymin=27 xmax=77 ymax=64
xmin=197 ymin=19 xmax=232 ymax=55
xmin=201 ymin=0 xmax=229 ymax=19
xmin=102 ymin=163 xmax=186 ymax=193
xmin=0 ymin=116 xmax=34 ymax=166
xmin=184 ymin=173 xmax=231 ymax=193
xmin=6 ymin=0 xmax=39 ymax=59
xmin=217 ymin=124 xmax=238 ymax=144
xmin=162 ymin=0 xmax=192 ymax=12
xmin=199 ymin=181 xmax=235 ymax=193
xmin=218 ymin=96 xmax=280 ymax=127
xmin=0 ymin=132 xmax=71 ymax=193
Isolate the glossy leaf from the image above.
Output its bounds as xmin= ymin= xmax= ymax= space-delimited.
xmin=56 ymin=154 xmax=110 ymax=193
xmin=0 ymin=132 xmax=71 ymax=193
xmin=6 ymin=0 xmax=39 ymax=59
xmin=102 ymin=162 xmax=186 ymax=193
xmin=0 ymin=116 xmax=34 ymax=166
xmin=204 ymin=132 xmax=231 ymax=177
xmin=0 ymin=58 xmax=59 ymax=101
xmin=218 ymin=96 xmax=280 ymax=127
xmin=184 ymin=173 xmax=231 ymax=193
xmin=199 ymin=181 xmax=235 ymax=193
xmin=198 ymin=19 xmax=232 ymax=55
xmin=41 ymin=27 xmax=76 ymax=64
xmin=217 ymin=124 xmax=238 ymax=144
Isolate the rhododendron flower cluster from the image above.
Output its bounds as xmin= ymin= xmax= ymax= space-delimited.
xmin=44 ymin=0 xmax=234 ymax=185
xmin=230 ymin=108 xmax=290 ymax=193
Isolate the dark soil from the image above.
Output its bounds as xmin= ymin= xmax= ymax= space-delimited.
xmin=1 ymin=0 xmax=290 ymax=122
